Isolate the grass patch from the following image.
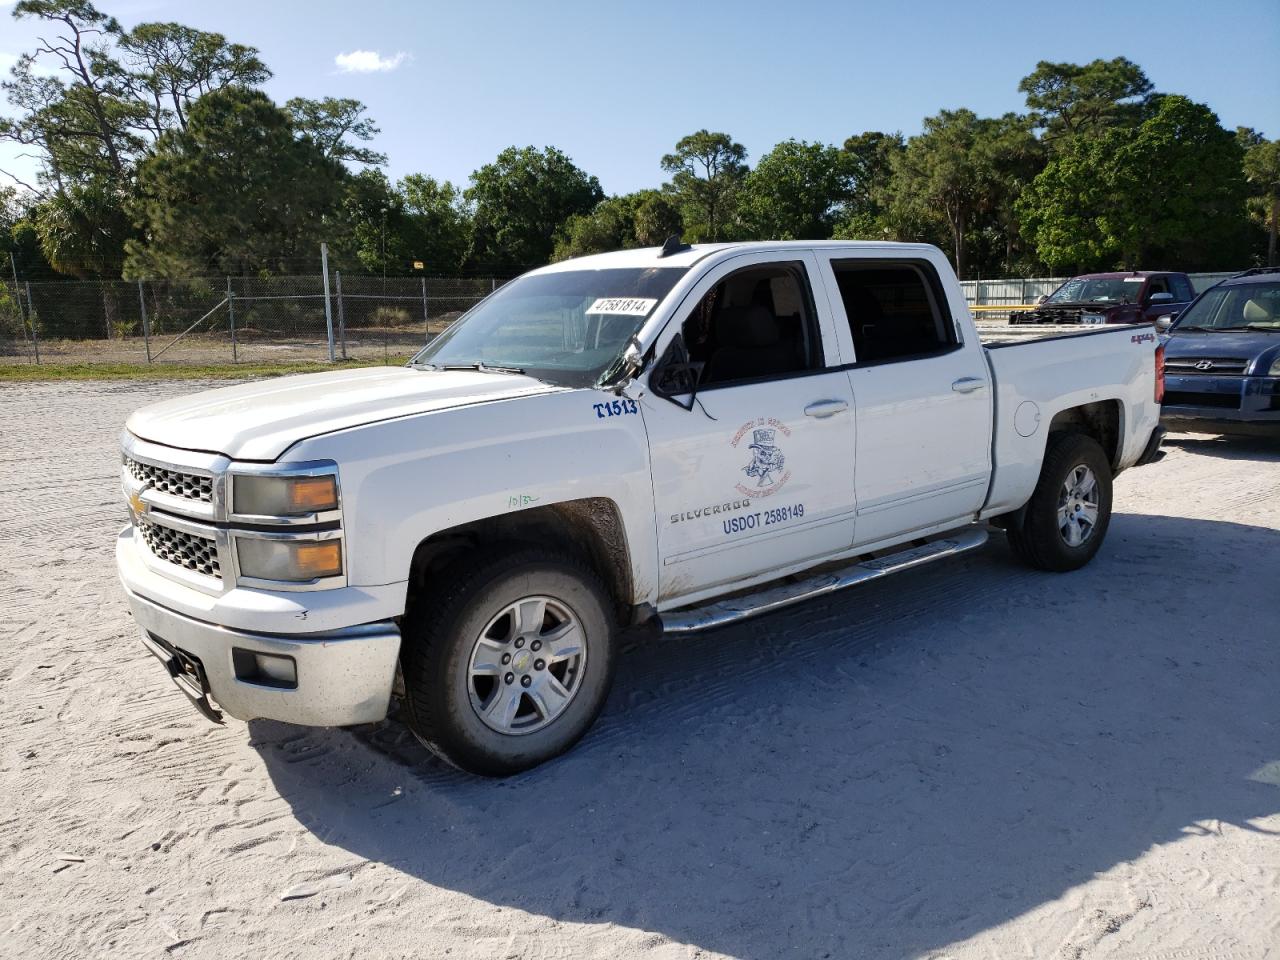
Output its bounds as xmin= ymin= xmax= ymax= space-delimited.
xmin=0 ymin=358 xmax=413 ymax=382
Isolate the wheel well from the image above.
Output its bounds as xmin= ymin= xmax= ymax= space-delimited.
xmin=407 ymin=498 xmax=634 ymax=622
xmin=1047 ymin=400 xmax=1122 ymax=468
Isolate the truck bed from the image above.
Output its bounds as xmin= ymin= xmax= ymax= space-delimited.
xmin=974 ymin=318 xmax=1152 ymax=345
xmin=979 ymin=322 xmax=1160 ymax=518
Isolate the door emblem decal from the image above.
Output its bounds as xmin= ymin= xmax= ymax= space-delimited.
xmin=731 ymin=419 xmax=792 ymax=498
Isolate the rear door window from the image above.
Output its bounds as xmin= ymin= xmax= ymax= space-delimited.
xmin=830 ymin=261 xmax=956 ymax=364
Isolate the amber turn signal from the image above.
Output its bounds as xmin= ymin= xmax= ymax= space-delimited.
xmin=293 ymin=541 xmax=343 ymax=579
xmin=286 ymin=476 xmax=339 ymax=513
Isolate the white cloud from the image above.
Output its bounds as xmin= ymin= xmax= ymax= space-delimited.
xmin=334 ymin=50 xmax=407 ymax=74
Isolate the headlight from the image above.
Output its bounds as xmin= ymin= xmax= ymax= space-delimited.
xmin=1269 ymin=357 xmax=1280 ymax=376
xmin=234 ymin=473 xmax=338 ymax=517
xmin=236 ymin=537 xmax=343 ymax=583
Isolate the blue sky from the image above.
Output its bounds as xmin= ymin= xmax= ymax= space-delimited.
xmin=2 ymin=0 xmax=1278 ymax=194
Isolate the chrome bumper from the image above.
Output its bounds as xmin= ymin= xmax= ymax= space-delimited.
xmin=124 ymin=585 xmax=401 ymax=727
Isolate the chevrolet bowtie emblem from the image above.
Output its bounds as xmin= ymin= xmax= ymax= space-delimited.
xmin=128 ymin=488 xmax=148 ymax=516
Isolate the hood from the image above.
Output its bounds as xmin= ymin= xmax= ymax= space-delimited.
xmin=1013 ymin=302 xmax=1125 ymax=321
xmin=1165 ymin=329 xmax=1280 ymax=370
xmin=1040 ymin=301 xmax=1128 ymax=312
xmin=127 ymin=366 xmax=565 ymax=461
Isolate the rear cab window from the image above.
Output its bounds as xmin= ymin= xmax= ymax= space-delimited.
xmin=829 ymin=260 xmax=957 ymax=364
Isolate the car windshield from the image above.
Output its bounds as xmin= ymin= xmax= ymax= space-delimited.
xmin=1045 ymin=276 xmax=1143 ymax=305
xmin=1174 ymin=281 xmax=1280 ymax=331
xmin=411 ymin=267 xmax=688 ymax=387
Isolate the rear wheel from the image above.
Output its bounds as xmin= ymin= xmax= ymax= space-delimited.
xmin=400 ymin=545 xmax=616 ymax=776
xmin=1005 ymin=433 xmax=1113 ymax=572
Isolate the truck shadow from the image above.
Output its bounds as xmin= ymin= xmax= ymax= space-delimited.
xmin=251 ymin=512 xmax=1280 ymax=959
xmin=1163 ymin=431 xmax=1280 ymax=462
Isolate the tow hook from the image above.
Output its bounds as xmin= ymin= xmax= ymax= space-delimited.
xmin=141 ymin=633 xmax=224 ymax=724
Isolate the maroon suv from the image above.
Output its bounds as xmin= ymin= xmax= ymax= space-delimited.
xmin=1010 ymin=271 xmax=1195 ymax=325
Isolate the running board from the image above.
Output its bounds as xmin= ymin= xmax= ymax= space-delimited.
xmin=659 ymin=527 xmax=990 ymax=634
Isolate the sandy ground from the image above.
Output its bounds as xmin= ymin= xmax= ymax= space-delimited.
xmin=1 ymin=380 xmax=1277 ymax=960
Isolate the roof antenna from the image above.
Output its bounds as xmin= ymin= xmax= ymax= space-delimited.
xmin=658 ymin=234 xmax=692 ymax=258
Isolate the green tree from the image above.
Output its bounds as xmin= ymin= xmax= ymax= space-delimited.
xmin=738 ymin=139 xmax=854 ymax=240
xmin=631 ymin=190 xmax=683 ymax=246
xmin=1018 ymin=96 xmax=1247 ymax=271
xmin=1 ymin=1 xmax=146 ymax=189
xmin=551 ymin=190 xmax=684 ymax=262
xmin=334 ymin=167 xmax=405 ymax=274
xmin=1242 ymin=135 xmax=1280 ymax=266
xmin=660 ymin=130 xmax=747 ymax=242
xmin=116 ymin=21 xmax=269 ymax=137
xmin=888 ymin=109 xmax=995 ymax=277
xmin=552 ymin=196 xmax=635 ymax=261
xmin=124 ymin=87 xmax=346 ymax=276
xmin=286 ymin=97 xmax=386 ymax=166
xmin=969 ymin=113 xmax=1045 ymax=275
xmin=33 ymin=176 xmax=133 ymax=276
xmin=1019 ymin=57 xmax=1153 ymax=143
xmin=466 ymin=146 xmax=602 ymax=271
xmin=0 ymin=189 xmax=55 ymax=278
xmin=400 ymin=173 xmax=470 ymax=271
xmin=834 ymin=131 xmax=904 ymax=239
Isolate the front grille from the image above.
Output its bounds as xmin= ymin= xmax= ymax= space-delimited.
xmin=1163 ymin=390 xmax=1242 ymax=409
xmin=137 ymin=517 xmax=221 ymax=579
xmin=125 ymin=457 xmax=213 ymax=503
xmin=1163 ymin=357 xmax=1249 ymax=374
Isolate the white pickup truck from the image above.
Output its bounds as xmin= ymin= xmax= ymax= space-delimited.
xmin=117 ymin=240 xmax=1166 ymax=775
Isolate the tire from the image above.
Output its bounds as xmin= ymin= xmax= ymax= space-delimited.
xmin=1004 ymin=432 xmax=1113 ymax=572
xmin=399 ymin=544 xmax=616 ymax=776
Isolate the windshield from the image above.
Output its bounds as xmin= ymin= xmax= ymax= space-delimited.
xmin=411 ymin=267 xmax=688 ymax=387
xmin=1045 ymin=276 xmax=1143 ymax=305
xmin=1174 ymin=281 xmax=1280 ymax=331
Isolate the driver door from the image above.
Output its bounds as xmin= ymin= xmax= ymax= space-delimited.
xmin=639 ymin=252 xmax=857 ymax=606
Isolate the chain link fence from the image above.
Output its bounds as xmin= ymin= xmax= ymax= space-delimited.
xmin=959 ymin=272 xmax=1241 ymax=321
xmin=0 ymin=273 xmax=508 ymax=366
xmin=3 ymin=267 xmax=1255 ymax=365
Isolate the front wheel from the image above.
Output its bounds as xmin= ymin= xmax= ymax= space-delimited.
xmin=400 ymin=546 xmax=616 ymax=776
xmin=1005 ymin=433 xmax=1113 ymax=572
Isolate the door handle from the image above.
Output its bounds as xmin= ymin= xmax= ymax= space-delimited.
xmin=952 ymin=377 xmax=987 ymax=394
xmin=804 ymin=399 xmax=848 ymax=418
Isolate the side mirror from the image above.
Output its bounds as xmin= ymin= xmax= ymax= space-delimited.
xmin=600 ymin=337 xmax=645 ymax=389
xmin=1155 ymin=314 xmax=1175 ymax=332
xmin=650 ymin=332 xmax=704 ymax=409
xmin=1149 ymin=292 xmax=1174 ymax=303
xmin=1036 ymin=295 xmax=1047 ymax=305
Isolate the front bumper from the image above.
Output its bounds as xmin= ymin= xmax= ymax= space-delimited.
xmin=118 ymin=527 xmax=401 ymax=726
xmin=1161 ymin=373 xmax=1280 ymax=435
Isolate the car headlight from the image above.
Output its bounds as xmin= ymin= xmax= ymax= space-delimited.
xmin=234 ymin=473 xmax=338 ymax=517
xmin=1269 ymin=356 xmax=1280 ymax=376
xmin=236 ymin=537 xmax=343 ymax=582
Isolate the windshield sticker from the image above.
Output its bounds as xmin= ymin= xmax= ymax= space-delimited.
xmin=1123 ymin=277 xmax=1145 ymax=282
xmin=585 ymin=297 xmax=658 ymax=317
xmin=731 ymin=418 xmax=792 ymax=498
